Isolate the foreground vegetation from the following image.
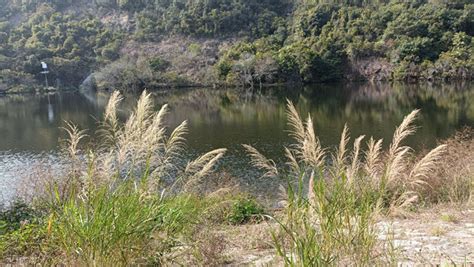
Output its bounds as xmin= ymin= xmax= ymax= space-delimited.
xmin=0 ymin=91 xmax=473 ymax=265
xmin=0 ymin=0 xmax=472 ymax=91
xmin=243 ymin=101 xmax=473 ymax=265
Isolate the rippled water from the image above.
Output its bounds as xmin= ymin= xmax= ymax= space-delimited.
xmin=1 ymin=82 xmax=473 ymax=201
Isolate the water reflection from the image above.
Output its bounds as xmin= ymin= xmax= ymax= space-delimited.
xmin=0 ymin=93 xmax=100 ymax=151
xmin=0 ymin=82 xmax=473 ymax=200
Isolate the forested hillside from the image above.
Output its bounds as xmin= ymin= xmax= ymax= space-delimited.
xmin=0 ymin=0 xmax=472 ymax=91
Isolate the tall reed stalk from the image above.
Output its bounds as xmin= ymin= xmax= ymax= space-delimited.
xmin=57 ymin=90 xmax=227 ymax=197
xmin=245 ymin=100 xmax=448 ymax=265
xmin=44 ymin=90 xmax=227 ymax=265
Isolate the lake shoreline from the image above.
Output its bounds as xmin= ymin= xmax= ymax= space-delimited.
xmin=2 ymin=78 xmax=473 ymax=96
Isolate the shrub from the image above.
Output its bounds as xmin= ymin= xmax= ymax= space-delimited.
xmin=226 ymin=196 xmax=265 ymax=225
xmin=149 ymin=57 xmax=170 ymax=72
xmin=0 ymin=200 xmax=36 ymax=234
xmin=216 ymin=59 xmax=233 ymax=79
xmin=100 ymin=46 xmax=120 ymax=61
xmin=161 ymin=71 xmax=190 ymax=87
xmin=272 ymin=172 xmax=380 ymax=265
xmin=0 ymin=69 xmax=37 ymax=92
xmin=188 ymin=43 xmax=202 ymax=56
xmin=94 ymin=56 xmax=152 ymax=91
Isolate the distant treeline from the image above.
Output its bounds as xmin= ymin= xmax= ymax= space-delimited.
xmin=0 ymin=0 xmax=472 ymax=91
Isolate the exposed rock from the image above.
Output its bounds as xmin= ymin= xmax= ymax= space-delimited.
xmin=347 ymin=57 xmax=394 ymax=81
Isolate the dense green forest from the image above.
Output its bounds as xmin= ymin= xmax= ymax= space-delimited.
xmin=0 ymin=0 xmax=473 ymax=91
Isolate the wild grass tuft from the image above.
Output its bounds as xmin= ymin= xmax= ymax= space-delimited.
xmin=50 ymin=181 xmax=164 ymax=266
xmin=2 ymin=90 xmax=228 ymax=265
xmin=245 ymin=100 xmax=451 ymax=265
xmin=420 ymin=127 xmax=474 ymax=204
xmin=243 ymin=144 xmax=278 ymax=177
xmin=53 ymin=90 xmax=227 ymax=196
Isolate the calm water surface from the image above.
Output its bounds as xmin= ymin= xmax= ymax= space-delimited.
xmin=1 ymin=82 xmax=473 ymax=201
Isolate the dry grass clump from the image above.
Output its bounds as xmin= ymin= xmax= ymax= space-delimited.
xmin=247 ymin=100 xmax=450 ymax=213
xmin=54 ymin=90 xmax=228 ymax=263
xmin=2 ymin=90 xmax=229 ymax=266
xmin=244 ymin=100 xmax=451 ymax=265
xmin=52 ymin=90 xmax=227 ymax=200
xmin=429 ymin=127 xmax=474 ymax=204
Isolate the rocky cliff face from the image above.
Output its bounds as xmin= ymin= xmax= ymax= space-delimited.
xmin=346 ymin=58 xmax=394 ymax=82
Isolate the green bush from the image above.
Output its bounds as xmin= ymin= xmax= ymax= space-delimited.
xmin=272 ymin=173 xmax=379 ymax=266
xmin=0 ymin=91 xmax=228 ymax=264
xmin=0 ymin=200 xmax=37 ymax=235
xmin=216 ymin=59 xmax=233 ymax=79
xmin=226 ymin=197 xmax=265 ymax=225
xmin=149 ymin=57 xmax=170 ymax=72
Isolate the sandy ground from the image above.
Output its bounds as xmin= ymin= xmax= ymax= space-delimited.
xmin=214 ymin=206 xmax=474 ymax=266
xmin=382 ymin=208 xmax=474 ymax=266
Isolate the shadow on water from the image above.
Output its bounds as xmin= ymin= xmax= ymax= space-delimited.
xmin=0 ymin=81 xmax=473 ymax=200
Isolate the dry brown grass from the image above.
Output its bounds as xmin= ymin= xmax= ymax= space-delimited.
xmin=243 ymin=100 xmax=462 ymax=265
xmin=243 ymin=144 xmax=278 ymax=178
xmin=428 ymin=127 xmax=474 ymax=204
xmin=79 ymin=90 xmax=227 ymax=194
xmin=246 ymin=101 xmax=452 ymax=212
xmin=18 ymin=90 xmax=227 ymax=206
xmin=4 ymin=90 xmax=232 ymax=266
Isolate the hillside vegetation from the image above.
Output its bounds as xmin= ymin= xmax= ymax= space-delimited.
xmin=0 ymin=0 xmax=473 ymax=91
